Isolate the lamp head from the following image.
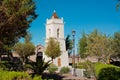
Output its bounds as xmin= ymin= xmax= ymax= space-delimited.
xmin=72 ymin=30 xmax=76 ymax=36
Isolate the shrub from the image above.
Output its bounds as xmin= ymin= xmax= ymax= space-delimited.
xmin=98 ymin=67 xmax=120 ymax=80
xmin=33 ymin=75 xmax=42 ymax=80
xmin=83 ymin=70 xmax=91 ymax=78
xmin=0 ymin=60 xmax=23 ymax=71
xmin=0 ymin=69 xmax=31 ymax=80
xmin=77 ymin=62 xmax=92 ymax=78
xmin=24 ymin=63 xmax=33 ymax=71
xmin=47 ymin=64 xmax=58 ymax=73
xmin=95 ymin=63 xmax=118 ymax=75
xmin=34 ymin=58 xmax=51 ymax=75
xmin=95 ymin=63 xmax=120 ymax=80
xmin=80 ymin=61 xmax=96 ymax=79
xmin=77 ymin=62 xmax=85 ymax=69
xmin=60 ymin=67 xmax=70 ymax=74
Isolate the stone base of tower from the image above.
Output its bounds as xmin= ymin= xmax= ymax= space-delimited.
xmin=43 ymin=51 xmax=69 ymax=68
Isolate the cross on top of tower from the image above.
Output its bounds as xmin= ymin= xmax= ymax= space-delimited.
xmin=51 ymin=10 xmax=59 ymax=19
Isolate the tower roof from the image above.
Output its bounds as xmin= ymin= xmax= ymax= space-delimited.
xmin=51 ymin=11 xmax=59 ymax=19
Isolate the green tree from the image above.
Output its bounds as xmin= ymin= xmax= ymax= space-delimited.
xmin=35 ymin=37 xmax=61 ymax=75
xmin=86 ymin=29 xmax=113 ymax=63
xmin=83 ymin=60 xmax=97 ymax=79
xmin=65 ymin=35 xmax=73 ymax=56
xmin=78 ymin=31 xmax=87 ymax=58
xmin=45 ymin=38 xmax=61 ymax=61
xmin=78 ymin=29 xmax=113 ymax=63
xmin=0 ymin=0 xmax=37 ymax=54
xmin=14 ymin=33 xmax=35 ymax=65
xmin=116 ymin=0 xmax=120 ymax=11
xmin=112 ymin=31 xmax=120 ymax=60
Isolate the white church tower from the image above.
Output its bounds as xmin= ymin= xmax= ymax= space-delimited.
xmin=44 ymin=11 xmax=69 ymax=67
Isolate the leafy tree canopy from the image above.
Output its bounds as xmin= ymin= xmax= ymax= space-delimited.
xmin=45 ymin=38 xmax=61 ymax=60
xmin=65 ymin=35 xmax=73 ymax=56
xmin=112 ymin=31 xmax=120 ymax=59
xmin=78 ymin=29 xmax=114 ymax=63
xmin=0 ymin=0 xmax=37 ymax=54
xmin=14 ymin=33 xmax=35 ymax=65
xmin=78 ymin=31 xmax=87 ymax=58
xmin=116 ymin=0 xmax=120 ymax=11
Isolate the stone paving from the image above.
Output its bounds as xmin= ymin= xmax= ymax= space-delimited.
xmin=62 ymin=74 xmax=84 ymax=80
xmin=62 ymin=74 xmax=94 ymax=80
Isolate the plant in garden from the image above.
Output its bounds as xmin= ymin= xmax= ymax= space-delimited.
xmin=0 ymin=69 xmax=31 ymax=80
xmin=83 ymin=60 xmax=97 ymax=79
xmin=47 ymin=64 xmax=58 ymax=73
xmin=60 ymin=67 xmax=70 ymax=74
xmin=33 ymin=57 xmax=52 ymax=75
xmin=95 ymin=63 xmax=120 ymax=80
xmin=33 ymin=75 xmax=42 ymax=80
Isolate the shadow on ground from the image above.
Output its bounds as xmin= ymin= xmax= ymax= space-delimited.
xmin=42 ymin=73 xmax=64 ymax=80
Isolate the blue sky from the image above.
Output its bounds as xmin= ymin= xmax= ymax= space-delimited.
xmin=29 ymin=0 xmax=120 ymax=46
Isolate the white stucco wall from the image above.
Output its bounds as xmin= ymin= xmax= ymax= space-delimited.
xmin=46 ymin=19 xmax=64 ymax=39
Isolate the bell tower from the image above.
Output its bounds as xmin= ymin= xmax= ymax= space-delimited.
xmin=45 ymin=11 xmax=69 ymax=67
xmin=45 ymin=11 xmax=66 ymax=52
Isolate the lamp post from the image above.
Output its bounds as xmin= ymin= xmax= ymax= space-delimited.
xmin=72 ymin=30 xmax=76 ymax=76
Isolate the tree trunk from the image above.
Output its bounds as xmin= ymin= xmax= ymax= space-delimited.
xmin=21 ymin=57 xmax=26 ymax=65
xmin=0 ymin=55 xmax=1 ymax=62
xmin=52 ymin=58 xmax=54 ymax=63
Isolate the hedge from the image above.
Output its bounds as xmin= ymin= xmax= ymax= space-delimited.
xmin=77 ymin=62 xmax=120 ymax=80
xmin=60 ymin=67 xmax=70 ymax=74
xmin=95 ymin=63 xmax=120 ymax=80
xmin=0 ymin=69 xmax=31 ymax=80
xmin=47 ymin=64 xmax=58 ymax=73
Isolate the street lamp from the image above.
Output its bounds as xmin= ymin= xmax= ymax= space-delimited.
xmin=72 ymin=30 xmax=76 ymax=76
